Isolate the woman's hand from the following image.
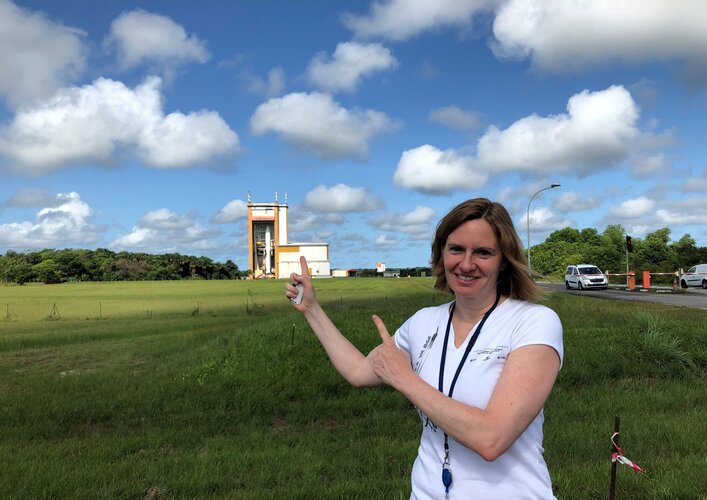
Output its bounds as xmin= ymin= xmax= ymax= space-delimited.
xmin=285 ymin=256 xmax=382 ymax=388
xmin=285 ymin=255 xmax=317 ymax=313
xmin=369 ymin=315 xmax=413 ymax=390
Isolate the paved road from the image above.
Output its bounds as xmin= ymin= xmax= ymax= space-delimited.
xmin=541 ymin=283 xmax=707 ymax=310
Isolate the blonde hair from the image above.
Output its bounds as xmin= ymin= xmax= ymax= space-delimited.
xmin=431 ymin=198 xmax=543 ymax=302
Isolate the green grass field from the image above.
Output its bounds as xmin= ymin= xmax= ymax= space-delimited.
xmin=0 ymin=279 xmax=705 ymax=499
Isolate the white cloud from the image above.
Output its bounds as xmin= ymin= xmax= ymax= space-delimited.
xmin=106 ymin=9 xmax=209 ymax=76
xmin=4 ymin=187 xmax=57 ymax=208
xmin=0 ymin=76 xmax=239 ymax=173
xmin=630 ymin=153 xmax=671 ymax=178
xmin=657 ymin=208 xmax=707 ymax=227
xmin=303 ymin=184 xmax=382 ymax=212
xmin=656 ymin=197 xmax=707 ymax=226
xmin=0 ymin=0 xmax=86 ymax=108
xmin=397 ymin=86 xmax=643 ymax=196
xmin=370 ymin=205 xmax=436 ymax=229
xmin=553 ymin=192 xmax=601 ymax=213
xmin=400 ymin=205 xmax=437 ymax=225
xmin=250 ymin=92 xmax=397 ymax=160
xmin=138 ymin=107 xmax=239 ymax=168
xmin=343 ymin=0 xmax=494 ymax=41
xmin=287 ymin=205 xmax=345 ymax=235
xmin=112 ymin=209 xmax=220 ymax=252
xmin=681 ymin=175 xmax=707 ymax=193
xmin=608 ymin=196 xmax=655 ymax=219
xmin=626 ymin=225 xmax=650 ymax=239
xmin=307 ymin=42 xmax=397 ymax=92
xmin=0 ymin=192 xmax=101 ymax=247
xmin=523 ymin=206 xmax=572 ymax=235
xmin=369 ymin=205 xmax=436 ymax=240
xmin=247 ymin=67 xmax=286 ymax=97
xmin=429 ymin=106 xmax=481 ymax=133
xmin=476 ymin=85 xmax=639 ymax=174
xmin=375 ymin=234 xmax=397 ymax=247
xmin=492 ymin=0 xmax=707 ymax=79
xmin=212 ymin=199 xmax=248 ymax=224
xmin=111 ymin=226 xmax=152 ymax=248
xmin=597 ymin=196 xmax=707 ymax=240
xmin=393 ymin=144 xmax=487 ymax=195
xmin=139 ymin=209 xmax=193 ymax=230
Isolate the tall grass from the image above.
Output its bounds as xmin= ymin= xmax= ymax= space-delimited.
xmin=634 ymin=310 xmax=695 ymax=372
xmin=0 ymin=280 xmax=705 ymax=499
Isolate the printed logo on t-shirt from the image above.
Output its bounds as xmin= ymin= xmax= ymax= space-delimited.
xmin=469 ymin=344 xmax=509 ymax=363
xmin=412 ymin=326 xmax=442 ymax=432
xmin=415 ymin=344 xmax=511 ymax=431
xmin=416 ymin=406 xmax=439 ymax=432
xmin=413 ymin=328 xmax=439 ymax=374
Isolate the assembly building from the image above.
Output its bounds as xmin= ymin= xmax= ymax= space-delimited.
xmin=247 ymin=193 xmax=330 ymax=279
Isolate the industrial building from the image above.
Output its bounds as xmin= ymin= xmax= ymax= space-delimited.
xmin=247 ymin=193 xmax=330 ymax=279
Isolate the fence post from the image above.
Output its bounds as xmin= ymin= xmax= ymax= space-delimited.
xmin=642 ymin=271 xmax=651 ymax=289
xmin=609 ymin=416 xmax=620 ymax=500
xmin=627 ymin=272 xmax=635 ymax=290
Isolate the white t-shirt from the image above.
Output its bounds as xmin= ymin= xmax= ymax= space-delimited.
xmin=394 ymin=298 xmax=564 ymax=500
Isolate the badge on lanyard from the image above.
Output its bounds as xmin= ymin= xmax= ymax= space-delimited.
xmin=437 ymin=293 xmax=500 ymax=497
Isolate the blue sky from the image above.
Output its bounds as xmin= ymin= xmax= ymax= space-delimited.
xmin=0 ymin=0 xmax=705 ymax=271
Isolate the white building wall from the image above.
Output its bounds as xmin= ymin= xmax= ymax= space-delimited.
xmin=251 ymin=205 xmax=275 ymax=218
xmin=278 ymin=244 xmax=330 ymax=278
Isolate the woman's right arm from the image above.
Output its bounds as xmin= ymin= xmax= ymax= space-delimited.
xmin=286 ymin=256 xmax=383 ymax=388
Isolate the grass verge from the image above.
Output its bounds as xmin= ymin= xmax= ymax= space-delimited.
xmin=0 ymin=279 xmax=705 ymax=498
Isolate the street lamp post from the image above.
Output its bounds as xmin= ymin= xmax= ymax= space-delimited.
xmin=526 ymin=183 xmax=561 ymax=275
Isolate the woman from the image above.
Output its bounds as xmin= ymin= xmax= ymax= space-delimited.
xmin=285 ymin=198 xmax=563 ymax=499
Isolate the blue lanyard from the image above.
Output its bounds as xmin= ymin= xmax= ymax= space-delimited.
xmin=437 ymin=292 xmax=501 ymax=497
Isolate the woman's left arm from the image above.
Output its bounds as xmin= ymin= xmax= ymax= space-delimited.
xmin=370 ymin=316 xmax=560 ymax=462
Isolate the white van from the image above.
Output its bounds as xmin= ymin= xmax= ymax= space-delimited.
xmin=679 ymin=264 xmax=707 ymax=289
xmin=564 ymin=264 xmax=609 ymax=290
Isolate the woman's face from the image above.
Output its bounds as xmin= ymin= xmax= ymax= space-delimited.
xmin=443 ymin=218 xmax=505 ymax=300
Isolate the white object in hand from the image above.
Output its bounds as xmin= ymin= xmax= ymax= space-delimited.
xmin=291 ymin=283 xmax=304 ymax=304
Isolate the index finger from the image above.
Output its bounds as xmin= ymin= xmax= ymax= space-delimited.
xmin=371 ymin=315 xmax=393 ymax=345
xmin=299 ymin=255 xmax=310 ymax=278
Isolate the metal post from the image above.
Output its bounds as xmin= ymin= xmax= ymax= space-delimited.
xmin=526 ymin=183 xmax=561 ymax=275
xmin=625 ymin=240 xmax=629 ymax=288
xmin=609 ymin=416 xmax=620 ymax=500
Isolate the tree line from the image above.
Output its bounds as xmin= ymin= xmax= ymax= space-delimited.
xmin=530 ymin=225 xmax=706 ymax=281
xmin=0 ymin=248 xmax=244 ymax=284
xmin=1 ymin=225 xmax=705 ymax=285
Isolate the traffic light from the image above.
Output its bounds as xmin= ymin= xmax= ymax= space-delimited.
xmin=625 ymin=235 xmax=633 ymax=253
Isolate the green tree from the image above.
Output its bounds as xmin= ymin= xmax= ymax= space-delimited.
xmin=93 ymin=248 xmax=117 ymax=281
xmin=638 ymin=228 xmax=675 ymax=271
xmin=671 ymin=234 xmax=701 ymax=270
xmin=2 ymin=251 xmax=34 ymax=284
xmin=220 ymin=260 xmax=240 ymax=279
xmin=545 ymin=227 xmax=582 ymax=245
xmin=55 ymin=249 xmax=89 ymax=281
xmin=194 ymin=256 xmax=215 ymax=279
xmin=112 ymin=256 xmax=149 ymax=280
xmin=530 ymin=240 xmax=578 ymax=277
xmin=531 ymin=228 xmax=583 ymax=277
xmin=33 ymin=259 xmax=62 ymax=284
xmin=579 ymin=228 xmax=604 ymax=264
xmin=599 ymin=224 xmax=627 ymax=275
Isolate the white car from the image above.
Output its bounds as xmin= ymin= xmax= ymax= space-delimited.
xmin=680 ymin=264 xmax=707 ymax=289
xmin=565 ymin=264 xmax=609 ymax=290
